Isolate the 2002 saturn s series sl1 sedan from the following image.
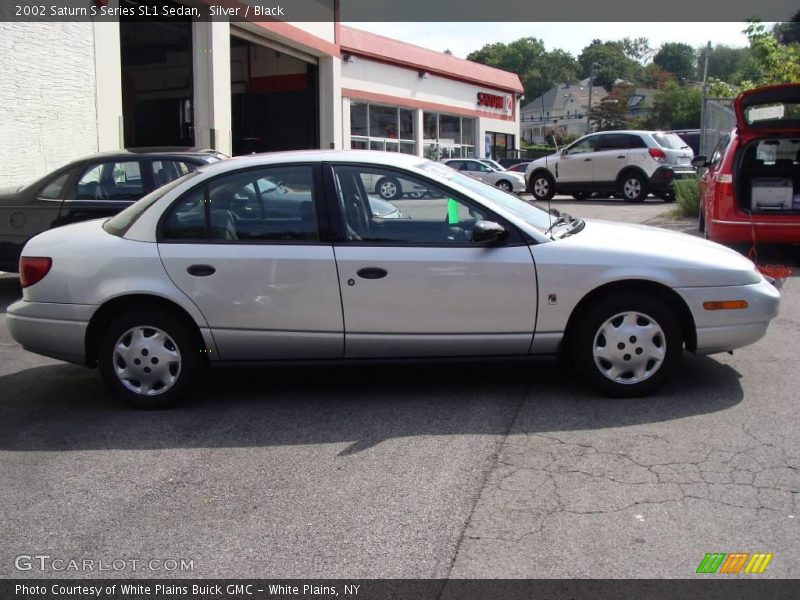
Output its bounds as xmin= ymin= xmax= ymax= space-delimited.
xmin=8 ymin=151 xmax=780 ymax=408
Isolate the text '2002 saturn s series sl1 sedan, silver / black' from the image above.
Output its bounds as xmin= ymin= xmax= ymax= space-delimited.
xmin=8 ymin=150 xmax=780 ymax=408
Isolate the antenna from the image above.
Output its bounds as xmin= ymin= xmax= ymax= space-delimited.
xmin=540 ymin=91 xmax=554 ymax=227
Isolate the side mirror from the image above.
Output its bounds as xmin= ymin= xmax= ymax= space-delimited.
xmin=691 ymin=155 xmax=709 ymax=168
xmin=472 ymin=220 xmax=508 ymax=244
xmin=560 ymin=148 xmax=568 ymax=155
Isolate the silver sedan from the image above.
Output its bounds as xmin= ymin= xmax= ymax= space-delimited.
xmin=8 ymin=151 xmax=779 ymax=408
xmin=441 ymin=158 xmax=526 ymax=193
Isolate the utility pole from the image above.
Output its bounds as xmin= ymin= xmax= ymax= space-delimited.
xmin=587 ymin=62 xmax=598 ymax=134
xmin=699 ymin=41 xmax=711 ymax=157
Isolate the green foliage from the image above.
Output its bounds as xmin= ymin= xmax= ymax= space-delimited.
xmin=697 ymin=45 xmax=760 ymax=86
xmin=578 ymin=40 xmax=639 ymax=90
xmin=773 ymin=11 xmax=800 ymax=45
xmin=673 ymin=180 xmax=700 ymax=218
xmin=706 ymin=77 xmax=736 ymax=98
xmin=621 ymin=37 xmax=654 ymax=63
xmin=647 ymin=81 xmax=701 ymax=129
xmin=653 ymin=43 xmax=697 ymax=82
xmin=588 ymin=84 xmax=633 ymax=131
xmin=745 ymin=21 xmax=800 ymax=84
xmin=466 ymin=37 xmax=579 ymax=102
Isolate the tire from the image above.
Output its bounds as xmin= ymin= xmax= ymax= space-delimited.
xmin=98 ymin=309 xmax=202 ymax=409
xmin=529 ymin=172 xmax=556 ymax=201
xmin=571 ymin=293 xmax=683 ymax=397
xmin=496 ymin=180 xmax=513 ymax=192
xmin=698 ymin=207 xmax=705 ymax=233
xmin=375 ymin=176 xmax=402 ymax=200
xmin=661 ymin=189 xmax=676 ymax=203
xmin=619 ymin=172 xmax=648 ymax=203
xmin=573 ymin=192 xmax=588 ymax=201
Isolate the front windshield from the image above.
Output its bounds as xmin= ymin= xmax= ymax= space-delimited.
xmin=417 ymin=161 xmax=553 ymax=233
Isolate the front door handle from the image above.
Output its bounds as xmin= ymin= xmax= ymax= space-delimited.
xmin=616 ymin=155 xmax=625 ymax=159
xmin=187 ymin=264 xmax=216 ymax=277
xmin=583 ymin=158 xmax=592 ymax=161
xmin=357 ymin=267 xmax=387 ymax=280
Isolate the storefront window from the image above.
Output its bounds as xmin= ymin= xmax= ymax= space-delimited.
xmin=351 ymin=102 xmax=368 ymax=136
xmin=485 ymin=132 xmax=516 ymax=159
xmin=423 ymin=112 xmax=437 ymax=140
xmin=462 ymin=119 xmax=475 ymax=147
xmin=349 ymin=101 xmax=416 ymax=155
xmin=422 ymin=112 xmax=475 ymax=159
xmin=439 ymin=115 xmax=461 ymax=144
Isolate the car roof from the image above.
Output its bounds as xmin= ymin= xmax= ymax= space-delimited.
xmin=71 ymin=147 xmax=223 ymax=163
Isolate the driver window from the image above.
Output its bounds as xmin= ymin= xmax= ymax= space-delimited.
xmin=567 ymin=137 xmax=597 ymax=155
xmin=331 ymin=165 xmax=489 ymax=244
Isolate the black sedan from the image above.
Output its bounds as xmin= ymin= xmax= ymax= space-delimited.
xmin=0 ymin=147 xmax=226 ymax=272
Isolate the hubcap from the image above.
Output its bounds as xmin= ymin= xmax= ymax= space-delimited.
xmin=498 ymin=181 xmax=511 ymax=191
xmin=592 ymin=311 xmax=666 ymax=385
xmin=113 ymin=326 xmax=181 ymax=396
xmin=623 ymin=178 xmax=642 ymax=199
xmin=379 ymin=181 xmax=397 ymax=198
xmin=533 ymin=177 xmax=549 ymax=197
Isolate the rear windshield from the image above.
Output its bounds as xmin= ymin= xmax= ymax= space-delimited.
xmin=745 ymin=101 xmax=800 ymax=127
xmin=103 ymin=172 xmax=198 ymax=237
xmin=652 ymin=133 xmax=690 ymax=150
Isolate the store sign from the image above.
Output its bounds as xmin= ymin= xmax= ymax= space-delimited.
xmin=477 ymin=92 xmax=512 ymax=114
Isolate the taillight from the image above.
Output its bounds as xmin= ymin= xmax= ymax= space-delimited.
xmin=716 ymin=173 xmax=734 ymax=196
xmin=19 ymin=257 xmax=52 ymax=288
xmin=648 ymin=148 xmax=667 ymax=161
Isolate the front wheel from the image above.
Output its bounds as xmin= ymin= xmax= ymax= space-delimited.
xmin=375 ymin=176 xmax=402 ymax=200
xmin=98 ymin=310 xmax=202 ymax=409
xmin=530 ymin=172 xmax=556 ymax=201
xmin=620 ymin=172 xmax=648 ymax=203
xmin=573 ymin=192 xmax=588 ymax=201
xmin=571 ymin=293 xmax=682 ymax=397
xmin=496 ymin=180 xmax=513 ymax=193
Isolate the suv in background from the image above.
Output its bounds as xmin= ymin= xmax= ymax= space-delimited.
xmin=524 ymin=130 xmax=695 ymax=202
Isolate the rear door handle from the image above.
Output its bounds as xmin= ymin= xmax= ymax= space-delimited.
xmin=357 ymin=267 xmax=387 ymax=280
xmin=583 ymin=158 xmax=592 ymax=161
xmin=616 ymin=155 xmax=625 ymax=159
xmin=187 ymin=264 xmax=216 ymax=277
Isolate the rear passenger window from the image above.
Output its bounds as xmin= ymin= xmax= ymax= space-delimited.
xmin=76 ymin=161 xmax=144 ymax=200
xmin=162 ymin=165 xmax=319 ymax=243
xmin=151 ymin=160 xmax=196 ymax=187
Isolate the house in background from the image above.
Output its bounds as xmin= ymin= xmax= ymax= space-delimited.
xmin=520 ymin=79 xmax=607 ymax=144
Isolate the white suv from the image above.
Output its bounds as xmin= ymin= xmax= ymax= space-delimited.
xmin=525 ymin=131 xmax=695 ymax=202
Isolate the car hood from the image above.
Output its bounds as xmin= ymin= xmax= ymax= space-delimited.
xmin=546 ymin=219 xmax=762 ymax=287
xmin=528 ymin=154 xmax=560 ymax=169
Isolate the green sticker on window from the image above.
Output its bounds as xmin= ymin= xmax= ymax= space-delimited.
xmin=447 ymin=198 xmax=459 ymax=224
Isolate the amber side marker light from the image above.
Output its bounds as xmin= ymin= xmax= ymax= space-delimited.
xmin=703 ymin=300 xmax=748 ymax=310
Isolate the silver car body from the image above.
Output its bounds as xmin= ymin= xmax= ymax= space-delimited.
xmin=9 ymin=150 xmax=779 ymax=370
xmin=442 ymin=158 xmax=526 ymax=193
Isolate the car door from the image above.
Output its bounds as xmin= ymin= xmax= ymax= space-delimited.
xmin=556 ymin=135 xmax=598 ymax=184
xmin=592 ymin=133 xmax=635 ymax=185
xmin=157 ymin=163 xmax=344 ymax=361
xmin=58 ymin=158 xmax=150 ymax=226
xmin=327 ymin=163 xmax=538 ymax=358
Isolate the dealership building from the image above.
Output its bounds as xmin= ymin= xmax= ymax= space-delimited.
xmin=0 ymin=0 xmax=523 ymax=187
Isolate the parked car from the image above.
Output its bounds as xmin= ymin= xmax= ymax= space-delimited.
xmin=8 ymin=150 xmax=779 ymax=408
xmin=668 ymin=129 xmax=701 ymax=156
xmin=479 ymin=158 xmax=507 ymax=171
xmin=0 ymin=148 xmax=226 ymax=272
xmin=524 ymin=130 xmax=695 ymax=203
xmin=505 ymin=162 xmax=531 ymax=173
xmin=694 ymin=83 xmax=800 ymax=244
xmin=442 ymin=158 xmax=526 ymax=193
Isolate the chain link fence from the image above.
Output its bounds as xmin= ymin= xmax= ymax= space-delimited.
xmin=701 ymin=98 xmax=736 ymax=157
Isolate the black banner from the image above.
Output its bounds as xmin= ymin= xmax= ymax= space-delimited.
xmin=2 ymin=579 xmax=799 ymax=600
xmin=0 ymin=0 xmax=797 ymax=23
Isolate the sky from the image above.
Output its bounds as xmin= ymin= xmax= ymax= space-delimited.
xmin=345 ymin=22 xmax=759 ymax=59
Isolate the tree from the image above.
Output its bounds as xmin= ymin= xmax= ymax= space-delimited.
xmin=588 ymin=84 xmax=633 ymax=131
xmin=696 ymin=45 xmax=760 ymax=86
xmin=773 ymin=10 xmax=800 ymax=45
xmin=621 ymin=37 xmax=654 ymax=63
xmin=653 ymin=42 xmax=697 ymax=82
xmin=647 ymin=81 xmax=701 ymax=129
xmin=578 ymin=40 xmax=639 ymax=90
xmin=467 ymin=37 xmax=579 ymax=101
xmin=746 ymin=20 xmax=800 ymax=84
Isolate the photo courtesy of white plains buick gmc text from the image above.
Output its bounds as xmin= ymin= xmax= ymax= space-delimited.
xmin=8 ymin=150 xmax=780 ymax=408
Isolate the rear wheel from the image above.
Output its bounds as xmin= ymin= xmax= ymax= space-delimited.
xmin=496 ymin=180 xmax=513 ymax=192
xmin=571 ymin=293 xmax=682 ymax=397
xmin=573 ymin=192 xmax=588 ymax=200
xmin=98 ymin=310 xmax=202 ymax=409
xmin=530 ymin=172 xmax=556 ymax=201
xmin=661 ymin=189 xmax=676 ymax=202
xmin=620 ymin=172 xmax=648 ymax=203
xmin=376 ymin=176 xmax=402 ymax=200
xmin=698 ymin=206 xmax=706 ymax=233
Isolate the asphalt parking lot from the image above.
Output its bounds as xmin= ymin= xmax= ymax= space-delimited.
xmin=1 ymin=196 xmax=798 ymax=579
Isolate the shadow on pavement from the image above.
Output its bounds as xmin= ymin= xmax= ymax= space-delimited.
xmin=0 ymin=353 xmax=743 ymax=453
xmin=0 ymin=275 xmax=21 ymax=314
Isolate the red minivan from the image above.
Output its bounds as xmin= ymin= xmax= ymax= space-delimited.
xmin=696 ymin=83 xmax=800 ymax=244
